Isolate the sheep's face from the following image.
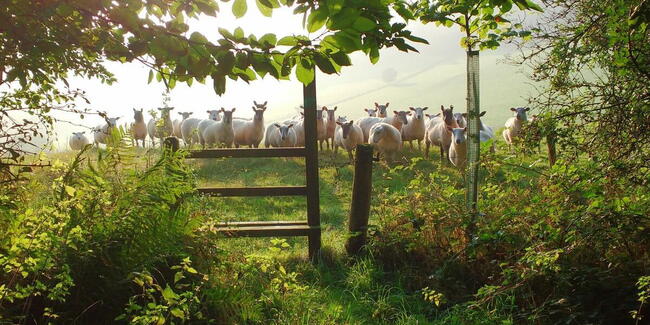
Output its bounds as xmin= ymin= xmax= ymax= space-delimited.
xmin=253 ymin=100 xmax=268 ymax=110
xmin=409 ymin=107 xmax=428 ymax=120
xmin=510 ymin=107 xmax=530 ymax=121
xmin=317 ymin=107 xmax=327 ymax=119
xmin=336 ymin=116 xmax=347 ymax=124
xmin=274 ymin=123 xmax=293 ymax=141
xmin=447 ymin=126 xmax=467 ymax=145
xmin=178 ymin=112 xmax=193 ymax=120
xmin=326 ymin=106 xmax=337 ymax=120
xmin=371 ymin=126 xmax=384 ymax=144
xmin=375 ymin=102 xmax=389 ymax=118
xmin=251 ymin=104 xmax=266 ymax=121
xmin=440 ymin=105 xmax=457 ymax=127
xmin=393 ymin=111 xmax=411 ymax=125
xmin=220 ymin=108 xmax=236 ymax=124
xmin=337 ymin=120 xmax=355 ymax=139
xmin=73 ymin=132 xmax=86 ymax=138
xmin=158 ymin=107 xmax=174 ymax=119
xmin=207 ymin=110 xmax=221 ymax=121
xmin=364 ymin=108 xmax=377 ymax=117
xmin=453 ymin=113 xmax=466 ymax=128
xmin=133 ymin=108 xmax=144 ymax=122
xmin=107 ymin=117 xmax=120 ymax=127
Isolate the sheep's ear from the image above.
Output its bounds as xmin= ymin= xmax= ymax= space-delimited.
xmin=220 ymin=107 xmax=225 ymax=112
xmin=300 ymin=112 xmax=304 ymax=116
xmin=462 ymin=113 xmax=468 ymax=118
xmin=253 ymin=100 xmax=259 ymax=106
xmin=189 ymin=112 xmax=193 ymax=115
xmin=393 ymin=111 xmax=399 ymax=115
xmin=333 ymin=106 xmax=337 ymax=111
xmin=440 ymin=105 xmax=445 ymax=112
xmin=434 ymin=113 xmax=441 ymax=117
xmin=178 ymin=112 xmax=183 ymax=115
xmin=133 ymin=108 xmax=136 ymax=112
xmin=336 ymin=121 xmax=342 ymax=126
xmin=446 ymin=125 xmax=453 ymax=131
xmin=374 ymin=102 xmax=379 ymax=107
xmin=115 ymin=117 xmax=120 ymax=120
xmin=510 ymin=107 xmax=517 ymax=111
xmin=81 ymin=131 xmax=86 ymax=134
xmin=406 ymin=111 xmax=412 ymax=115
xmin=300 ymin=105 xmax=304 ymax=109
xmin=364 ymin=108 xmax=370 ymax=112
xmin=463 ymin=127 xmax=467 ymax=131
xmin=525 ymin=107 xmax=530 ymax=111
xmin=273 ymin=123 xmax=281 ymax=128
xmin=385 ymin=102 xmax=389 ymax=107
xmin=252 ymin=106 xmax=256 ymax=110
xmin=348 ymin=120 xmax=354 ymax=124
xmin=263 ymin=101 xmax=267 ymax=106
xmin=423 ymin=107 xmax=428 ymax=110
xmin=409 ymin=107 xmax=415 ymax=111
xmin=231 ymin=108 xmax=236 ymax=112
xmin=425 ymin=114 xmax=431 ymax=118
xmin=287 ymin=123 xmax=294 ymax=128
xmin=322 ymin=106 xmax=328 ymax=111
xmin=479 ymin=111 xmax=486 ymax=117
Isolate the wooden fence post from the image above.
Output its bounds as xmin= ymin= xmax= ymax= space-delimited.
xmin=346 ymin=144 xmax=373 ymax=256
xmin=303 ymin=76 xmax=321 ymax=262
xmin=163 ymin=137 xmax=180 ymax=153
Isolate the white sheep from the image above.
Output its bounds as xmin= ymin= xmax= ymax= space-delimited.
xmin=233 ymin=101 xmax=267 ymax=148
xmin=180 ymin=110 xmax=219 ymax=148
xmin=364 ymin=108 xmax=378 ymax=117
xmin=325 ymin=106 xmax=337 ymax=150
xmin=357 ymin=111 xmax=409 ymax=143
xmin=147 ymin=107 xmax=174 ymax=147
xmin=317 ymin=106 xmax=328 ymax=150
xmin=401 ymin=106 xmax=428 ymax=150
xmin=202 ymin=108 xmax=235 ymax=148
xmin=425 ymin=105 xmax=459 ymax=160
xmin=454 ymin=112 xmax=467 ymax=128
xmin=369 ymin=122 xmax=402 ymax=163
xmin=196 ymin=110 xmax=222 ymax=146
xmin=502 ymin=107 xmax=530 ymax=146
xmin=265 ymin=123 xmax=297 ymax=147
xmin=69 ymin=131 xmax=90 ymax=150
xmin=131 ymin=109 xmax=147 ymax=147
xmin=385 ymin=110 xmax=410 ymax=131
xmin=173 ymin=111 xmax=193 ymax=138
xmin=334 ymin=119 xmax=364 ymax=162
xmin=93 ymin=117 xmax=121 ymax=146
xmin=448 ymin=126 xmax=468 ymax=168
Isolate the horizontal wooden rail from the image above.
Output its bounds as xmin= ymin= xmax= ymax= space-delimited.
xmin=216 ymin=220 xmax=308 ymax=227
xmin=197 ymin=186 xmax=307 ymax=197
xmin=215 ymin=224 xmax=318 ymax=237
xmin=186 ymin=147 xmax=306 ymax=159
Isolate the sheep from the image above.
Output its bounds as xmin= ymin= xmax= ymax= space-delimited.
xmin=401 ymin=106 xmax=428 ymax=150
xmin=265 ymin=123 xmax=297 ymax=147
xmin=173 ymin=112 xmax=193 ymax=138
xmin=374 ymin=102 xmax=390 ymax=118
xmin=325 ymin=106 xmax=338 ymax=150
xmin=317 ymin=106 xmax=328 ymax=150
xmin=147 ymin=107 xmax=174 ymax=147
xmin=454 ymin=112 xmax=467 ymax=128
xmin=232 ymin=101 xmax=267 ymax=148
xmin=93 ymin=117 xmax=121 ymax=145
xmin=202 ymin=108 xmax=235 ymax=148
xmin=357 ymin=111 xmax=410 ymax=143
xmin=448 ymin=126 xmax=468 ymax=169
xmin=369 ymin=122 xmax=402 ymax=163
xmin=334 ymin=119 xmax=364 ymax=162
xmin=130 ymin=108 xmax=148 ymax=147
xmin=425 ymin=105 xmax=459 ymax=160
xmin=196 ymin=110 xmax=222 ymax=146
xmin=69 ymin=131 xmax=90 ymax=150
xmin=502 ymin=107 xmax=530 ymax=147
xmin=477 ymin=111 xmax=495 ymax=143
xmin=364 ymin=108 xmax=378 ymax=117
xmin=180 ymin=110 xmax=217 ymax=148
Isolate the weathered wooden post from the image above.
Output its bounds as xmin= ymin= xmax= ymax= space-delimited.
xmin=303 ymin=75 xmax=321 ymax=261
xmin=163 ymin=136 xmax=180 ymax=153
xmin=346 ymin=144 xmax=373 ymax=256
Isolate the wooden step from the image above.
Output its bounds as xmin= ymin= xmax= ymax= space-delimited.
xmin=197 ymin=186 xmax=307 ymax=197
xmin=187 ymin=147 xmax=306 ymax=159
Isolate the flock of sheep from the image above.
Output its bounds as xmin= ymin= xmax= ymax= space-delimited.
xmin=69 ymin=101 xmax=532 ymax=167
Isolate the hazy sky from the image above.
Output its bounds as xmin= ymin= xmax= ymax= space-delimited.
xmin=50 ymin=3 xmax=538 ymax=149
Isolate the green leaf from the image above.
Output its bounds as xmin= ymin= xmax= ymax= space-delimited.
xmin=65 ymin=185 xmax=76 ymax=196
xmin=327 ymin=7 xmax=359 ymax=29
xmin=162 ymin=285 xmax=179 ymax=303
xmin=277 ymin=36 xmax=298 ymax=46
xmin=256 ymin=0 xmax=273 ymax=17
xmin=148 ymin=70 xmax=154 ymax=84
xmin=234 ymin=27 xmax=244 ymax=39
xmin=327 ymin=0 xmax=344 ymax=15
xmin=212 ymin=73 xmax=227 ymax=95
xmin=190 ymin=32 xmax=208 ymax=43
xmin=331 ymin=51 xmax=351 ymax=66
xmin=232 ymin=0 xmax=247 ymax=18
xmin=307 ymin=9 xmax=328 ymax=33
xmin=314 ymin=52 xmax=337 ymax=74
xmin=170 ymin=308 xmax=185 ymax=319
xmin=369 ymin=47 xmax=379 ymax=64
xmin=296 ymin=59 xmax=314 ymax=84
xmin=352 ymin=16 xmax=376 ymax=32
xmin=259 ymin=33 xmax=277 ymax=46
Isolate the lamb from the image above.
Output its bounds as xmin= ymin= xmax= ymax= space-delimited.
xmin=401 ymin=106 xmax=428 ymax=150
xmin=69 ymin=131 xmax=90 ymax=150
xmin=232 ymin=101 xmax=267 ymax=148
xmin=425 ymin=105 xmax=459 ymax=160
xmin=385 ymin=110 xmax=410 ymax=131
xmin=448 ymin=127 xmax=468 ymax=169
xmin=502 ymin=107 xmax=530 ymax=146
xmin=202 ymin=108 xmax=235 ymax=148
xmin=364 ymin=108 xmax=378 ymax=117
xmin=147 ymin=107 xmax=174 ymax=147
xmin=265 ymin=123 xmax=297 ymax=147
xmin=196 ymin=110 xmax=222 ymax=146
xmin=374 ymin=102 xmax=390 ymax=118
xmin=173 ymin=111 xmax=193 ymax=138
xmin=324 ymin=106 xmax=337 ymax=150
xmin=93 ymin=117 xmax=120 ymax=146
xmin=369 ymin=122 xmax=402 ymax=163
xmin=131 ymin=109 xmax=148 ymax=147
xmin=334 ymin=119 xmax=364 ymax=162
xmin=317 ymin=106 xmax=328 ymax=150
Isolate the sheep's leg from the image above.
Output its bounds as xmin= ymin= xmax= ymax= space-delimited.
xmin=417 ymin=139 xmax=421 ymax=151
xmin=425 ymin=141 xmax=430 ymax=158
xmin=347 ymin=150 xmax=353 ymax=163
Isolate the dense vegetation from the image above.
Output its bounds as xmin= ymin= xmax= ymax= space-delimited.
xmin=1 ymin=132 xmax=648 ymax=323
